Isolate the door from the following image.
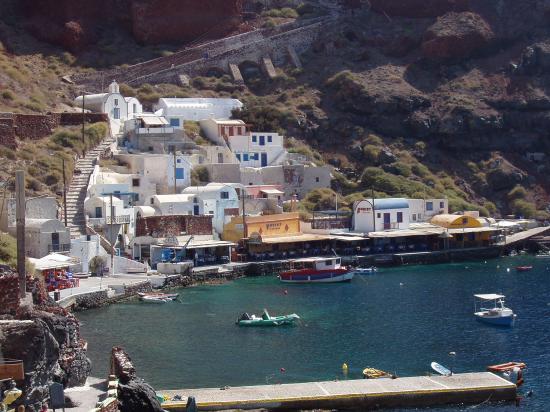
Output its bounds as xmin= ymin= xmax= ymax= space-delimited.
xmin=218 ymin=152 xmax=224 ymax=163
xmin=193 ymin=205 xmax=200 ymax=215
xmin=51 ymin=232 xmax=60 ymax=251
xmin=113 ymin=107 xmax=120 ymax=119
xmin=261 ymin=153 xmax=268 ymax=167
xmin=95 ymin=207 xmax=102 ymax=218
xmin=383 ymin=213 xmax=391 ymax=230
xmin=259 ymin=135 xmax=265 ymax=146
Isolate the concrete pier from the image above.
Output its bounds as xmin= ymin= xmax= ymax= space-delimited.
xmin=160 ymin=372 xmax=516 ymax=411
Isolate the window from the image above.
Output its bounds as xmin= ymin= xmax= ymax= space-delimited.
xmin=175 ymin=168 xmax=185 ymax=179
xmin=168 ymin=145 xmax=175 ymax=153
xmin=209 ymin=210 xmax=214 ymax=215
xmin=315 ymin=177 xmax=319 ymax=182
xmin=132 ymin=178 xmax=140 ymax=187
xmin=397 ymin=212 xmax=403 ymax=223
xmin=193 ymin=197 xmax=198 ymax=203
xmin=243 ymin=153 xmax=249 ymax=161
xmin=253 ymin=153 xmax=259 ymax=160
xmin=462 ymin=217 xmax=468 ymax=225
xmin=148 ymin=146 xmax=153 ymax=152
xmin=267 ymin=135 xmax=272 ymax=143
xmin=176 ymin=158 xmax=182 ymax=163
xmin=95 ymin=207 xmax=102 ymax=218
xmin=133 ymin=103 xmax=137 ymax=113
xmin=325 ymin=260 xmax=333 ymax=266
xmin=426 ymin=201 xmax=433 ymax=211
xmin=440 ymin=201 xmax=445 ymax=209
xmin=220 ymin=191 xmax=229 ymax=199
xmin=252 ymin=135 xmax=257 ymax=143
xmin=412 ymin=214 xmax=417 ymax=221
xmin=114 ymin=99 xmax=118 ymax=106
xmin=170 ymin=118 xmax=180 ymax=127
xmin=133 ymin=194 xmax=139 ymax=202
xmin=236 ymin=153 xmax=241 ymax=161
xmin=150 ymin=198 xmax=154 ymax=205
xmin=218 ymin=153 xmax=224 ymax=163
xmin=377 ymin=213 xmax=381 ymax=218
xmin=113 ymin=107 xmax=120 ymax=119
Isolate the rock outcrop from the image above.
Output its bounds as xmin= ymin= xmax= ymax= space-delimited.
xmin=20 ymin=0 xmax=243 ymax=50
xmin=422 ymin=12 xmax=494 ymax=60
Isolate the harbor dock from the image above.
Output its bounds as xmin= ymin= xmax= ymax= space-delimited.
xmin=160 ymin=372 xmax=516 ymax=411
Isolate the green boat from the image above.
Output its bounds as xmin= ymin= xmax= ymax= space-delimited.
xmin=236 ymin=309 xmax=300 ymax=326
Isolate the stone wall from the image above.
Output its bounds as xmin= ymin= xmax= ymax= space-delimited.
xmin=136 ymin=215 xmax=213 ymax=237
xmin=0 ymin=112 xmax=108 ymax=149
xmin=0 ymin=274 xmax=20 ymax=315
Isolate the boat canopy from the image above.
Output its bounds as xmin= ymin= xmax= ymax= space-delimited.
xmin=474 ymin=294 xmax=505 ymax=300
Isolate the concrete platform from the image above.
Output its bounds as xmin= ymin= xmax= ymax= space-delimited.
xmin=160 ymin=372 xmax=516 ymax=411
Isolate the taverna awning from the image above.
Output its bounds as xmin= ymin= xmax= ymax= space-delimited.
xmin=140 ymin=116 xmax=169 ymax=127
xmin=29 ymin=253 xmax=80 ymax=271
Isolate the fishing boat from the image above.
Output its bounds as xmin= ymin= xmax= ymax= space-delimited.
xmin=487 ymin=362 xmax=526 ymax=387
xmin=279 ymin=257 xmax=353 ymax=283
xmin=140 ymin=295 xmax=170 ymax=303
xmin=354 ymin=266 xmax=378 ymax=275
xmin=236 ymin=309 xmax=299 ymax=326
xmin=362 ymin=367 xmax=394 ymax=379
xmin=474 ymin=294 xmax=516 ymax=326
xmin=535 ymin=251 xmax=550 ymax=258
xmin=138 ymin=292 xmax=179 ymax=301
xmin=515 ymin=265 xmax=533 ymax=272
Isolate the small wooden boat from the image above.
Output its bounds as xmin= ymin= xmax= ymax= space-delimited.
xmin=280 ymin=257 xmax=353 ymax=283
xmin=138 ymin=292 xmax=179 ymax=301
xmin=354 ymin=266 xmax=378 ymax=275
xmin=140 ymin=295 xmax=169 ymax=304
xmin=474 ymin=294 xmax=516 ymax=326
xmin=487 ymin=362 xmax=526 ymax=373
xmin=236 ymin=309 xmax=299 ymax=326
xmin=515 ymin=266 xmax=533 ymax=272
xmin=362 ymin=367 xmax=393 ymax=379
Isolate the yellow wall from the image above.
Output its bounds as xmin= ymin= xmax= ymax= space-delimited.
xmin=222 ymin=213 xmax=301 ymax=242
xmin=431 ymin=214 xmax=482 ymax=229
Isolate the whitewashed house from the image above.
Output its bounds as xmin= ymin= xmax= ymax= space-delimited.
xmin=352 ymin=198 xmax=410 ymax=233
xmin=182 ymin=183 xmax=240 ymax=235
xmin=148 ymin=194 xmax=204 ymax=216
xmin=154 ymin=98 xmax=243 ymax=126
xmin=408 ymin=198 xmax=448 ymax=222
xmin=75 ymin=81 xmax=129 ymax=121
xmin=200 ymin=119 xmax=287 ymax=167
xmin=24 ymin=219 xmax=71 ymax=258
xmin=125 ymin=97 xmax=143 ymax=119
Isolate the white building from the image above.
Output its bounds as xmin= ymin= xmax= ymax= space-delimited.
xmin=125 ymin=97 xmax=143 ymax=119
xmin=182 ymin=183 xmax=240 ymax=234
xmin=24 ymin=218 xmax=71 ymax=258
xmin=154 ymin=98 xmax=244 ymax=127
xmin=148 ymin=194 xmax=204 ymax=216
xmin=117 ymin=153 xmax=192 ymax=194
xmin=352 ymin=198 xmax=410 ymax=233
xmin=408 ymin=198 xmax=448 ymax=222
xmin=200 ymin=119 xmax=248 ymax=144
xmin=74 ymin=81 xmax=129 ymax=121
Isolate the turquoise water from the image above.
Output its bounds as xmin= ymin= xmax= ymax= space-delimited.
xmin=78 ymin=257 xmax=550 ymax=411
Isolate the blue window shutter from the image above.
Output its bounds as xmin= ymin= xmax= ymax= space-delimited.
xmin=170 ymin=118 xmax=180 ymax=127
xmin=252 ymin=135 xmax=257 ymax=143
xmin=268 ymin=136 xmax=272 ymax=143
xmin=243 ymin=153 xmax=249 ymax=161
xmin=236 ymin=153 xmax=241 ymax=161
xmin=175 ymin=168 xmax=184 ymax=179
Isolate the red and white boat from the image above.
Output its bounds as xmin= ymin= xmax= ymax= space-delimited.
xmin=279 ymin=257 xmax=354 ymax=283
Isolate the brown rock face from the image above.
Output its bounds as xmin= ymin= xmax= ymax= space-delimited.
xmin=20 ymin=0 xmax=243 ymax=50
xmin=422 ymin=12 xmax=494 ymax=59
xmin=370 ymin=0 xmax=469 ymax=18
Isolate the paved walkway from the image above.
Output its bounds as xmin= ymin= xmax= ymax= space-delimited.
xmin=48 ymin=376 xmax=106 ymax=412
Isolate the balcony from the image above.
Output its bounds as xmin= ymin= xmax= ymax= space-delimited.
xmin=137 ymin=127 xmax=174 ymax=135
xmin=48 ymin=243 xmax=71 ymax=253
xmin=87 ymin=214 xmax=131 ymax=226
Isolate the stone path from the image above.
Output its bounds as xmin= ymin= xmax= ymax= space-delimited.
xmin=48 ymin=376 xmax=106 ymax=412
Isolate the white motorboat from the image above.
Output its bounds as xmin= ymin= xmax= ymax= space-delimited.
xmin=474 ymin=294 xmax=516 ymax=326
xmin=140 ymin=295 xmax=170 ymax=304
xmin=354 ymin=266 xmax=378 ymax=274
xmin=280 ymin=257 xmax=353 ymax=283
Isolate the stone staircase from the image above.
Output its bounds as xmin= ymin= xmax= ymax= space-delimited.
xmin=65 ymin=136 xmax=115 ymax=238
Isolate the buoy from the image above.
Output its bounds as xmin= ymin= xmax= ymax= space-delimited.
xmin=399 ymin=282 xmax=404 ymax=286
xmin=497 ymin=265 xmax=500 ymax=269
xmin=280 ymin=367 xmax=286 ymax=373
xmin=507 ymin=268 xmax=511 ymax=272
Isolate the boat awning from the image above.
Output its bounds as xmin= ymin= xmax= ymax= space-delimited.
xmin=474 ymin=294 xmax=505 ymax=300
xmin=259 ymin=233 xmax=331 ymax=244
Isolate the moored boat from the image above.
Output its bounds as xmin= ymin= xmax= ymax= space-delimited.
xmin=236 ymin=309 xmax=299 ymax=326
xmin=280 ymin=257 xmax=353 ymax=283
xmin=354 ymin=266 xmax=377 ymax=275
xmin=474 ymin=294 xmax=516 ymax=326
xmin=138 ymin=292 xmax=179 ymax=301
xmin=515 ymin=266 xmax=533 ymax=272
xmin=140 ymin=295 xmax=170 ymax=303
xmin=362 ymin=367 xmax=394 ymax=379
xmin=487 ymin=362 xmax=526 ymax=387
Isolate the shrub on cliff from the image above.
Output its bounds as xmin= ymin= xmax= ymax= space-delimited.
xmin=191 ymin=166 xmax=210 ymax=186
xmin=511 ymin=199 xmax=536 ymax=218
xmin=302 ymin=188 xmax=340 ymax=211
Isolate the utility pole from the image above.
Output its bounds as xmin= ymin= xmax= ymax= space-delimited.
xmin=241 ymin=191 xmax=248 ymax=239
xmin=110 ymin=193 xmax=115 ymax=276
xmin=81 ymin=94 xmax=86 ymax=151
xmin=173 ymin=150 xmax=177 ymax=194
xmin=371 ymin=188 xmax=376 ymax=232
xmin=62 ymin=158 xmax=67 ymax=227
xmin=15 ymin=170 xmax=26 ymax=298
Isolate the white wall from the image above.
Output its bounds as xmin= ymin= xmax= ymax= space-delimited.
xmin=70 ymin=235 xmax=107 ymax=273
xmin=353 ymin=200 xmax=410 ymax=233
xmin=229 ymin=132 xmax=286 ymax=167
xmin=408 ymin=198 xmax=448 ymax=222
xmin=150 ymin=195 xmax=204 ymax=216
xmin=156 ymin=98 xmax=243 ymax=122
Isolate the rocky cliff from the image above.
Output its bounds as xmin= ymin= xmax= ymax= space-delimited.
xmin=0 ymin=275 xmax=91 ymax=411
xmin=18 ymin=0 xmax=243 ymax=51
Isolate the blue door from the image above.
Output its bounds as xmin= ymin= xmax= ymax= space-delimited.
xmin=261 ymin=153 xmax=268 ymax=167
xmin=193 ymin=205 xmax=200 ymax=215
xmin=384 ymin=213 xmax=391 ymax=230
xmin=259 ymin=135 xmax=265 ymax=146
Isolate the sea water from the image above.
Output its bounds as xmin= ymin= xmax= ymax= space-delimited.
xmin=78 ymin=257 xmax=550 ymax=411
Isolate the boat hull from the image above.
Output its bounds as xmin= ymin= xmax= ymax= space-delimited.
xmin=475 ymin=313 xmax=515 ymax=326
xmin=280 ymin=269 xmax=354 ymax=283
xmin=237 ymin=314 xmax=299 ymax=326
